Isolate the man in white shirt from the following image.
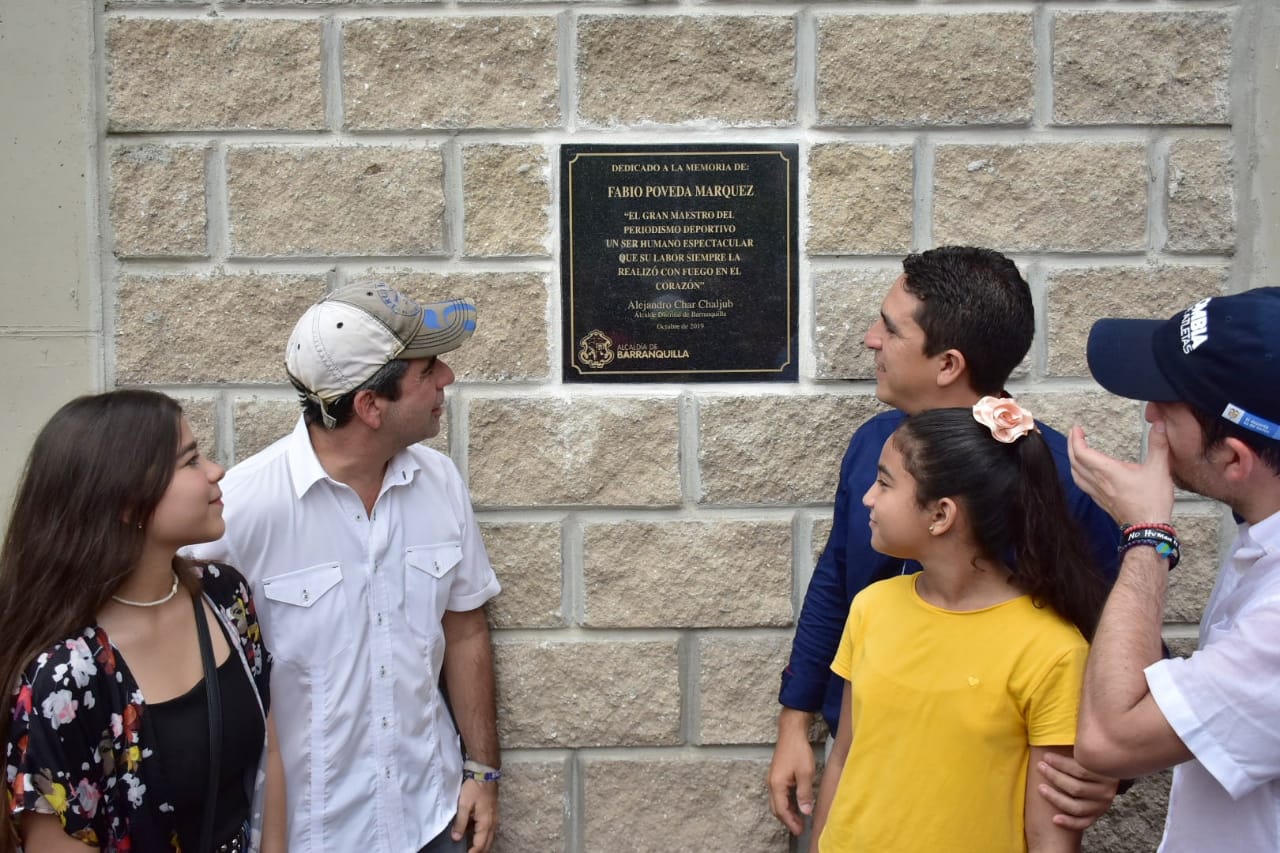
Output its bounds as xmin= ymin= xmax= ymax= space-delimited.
xmin=190 ymin=281 xmax=501 ymax=853
xmin=1068 ymin=287 xmax=1280 ymax=851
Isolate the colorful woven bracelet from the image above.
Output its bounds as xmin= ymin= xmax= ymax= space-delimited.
xmin=1119 ymin=525 xmax=1180 ymax=571
xmin=462 ymin=759 xmax=502 ymax=783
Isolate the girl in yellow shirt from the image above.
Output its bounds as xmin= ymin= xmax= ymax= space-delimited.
xmin=811 ymin=398 xmax=1108 ymax=853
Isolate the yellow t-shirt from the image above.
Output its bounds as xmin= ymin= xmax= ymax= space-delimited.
xmin=820 ymin=574 xmax=1088 ymax=853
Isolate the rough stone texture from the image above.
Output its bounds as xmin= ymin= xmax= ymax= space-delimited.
xmin=1166 ymin=139 xmax=1236 ymax=254
xmin=582 ymin=521 xmax=793 ymax=628
xmin=816 ymin=14 xmax=1033 ymax=126
xmin=232 ymin=398 xmax=300 ymax=463
xmin=227 ymin=147 xmax=445 ymax=257
xmin=808 ymin=145 xmax=913 ymax=255
xmin=343 ymin=17 xmax=559 ymax=130
xmin=699 ymin=394 xmax=885 ymax=505
xmin=495 ymin=640 xmax=680 ymax=747
xmin=1045 ymin=266 xmax=1229 ymax=377
xmin=106 ymin=18 xmax=323 ymax=131
xmin=175 ymin=397 xmax=219 ymax=467
xmin=110 ymin=145 xmax=207 ymax=258
xmin=361 ymin=271 xmax=551 ymax=382
xmin=1084 ymin=769 xmax=1172 ymax=853
xmin=810 ymin=517 xmax=833 ymax=574
xmin=1014 ymin=392 xmax=1143 ymax=463
xmin=1054 ymin=12 xmax=1231 ymax=126
xmin=116 ymin=274 xmax=325 ymax=384
xmin=578 ymin=15 xmax=795 ymax=126
xmin=698 ymin=634 xmax=793 ymax=744
xmin=468 ymin=397 xmax=680 ymax=507
xmin=582 ymin=758 xmax=787 ymax=853
xmin=463 ymin=144 xmax=551 ymax=257
xmin=491 ymin=758 xmax=568 ymax=853
xmin=480 ymin=522 xmax=564 ymax=629
xmin=813 ymin=268 xmax=897 ymax=381
xmin=934 ymin=144 xmax=1147 ymax=252
xmin=1166 ymin=510 xmax=1227 ymax=623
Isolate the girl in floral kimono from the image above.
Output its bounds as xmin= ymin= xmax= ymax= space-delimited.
xmin=1 ymin=391 xmax=285 ymax=852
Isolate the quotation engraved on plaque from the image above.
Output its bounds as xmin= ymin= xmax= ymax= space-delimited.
xmin=561 ymin=144 xmax=799 ymax=382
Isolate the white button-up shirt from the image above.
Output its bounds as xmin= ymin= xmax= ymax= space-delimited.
xmin=189 ymin=418 xmax=500 ymax=853
xmin=1145 ymin=510 xmax=1280 ymax=852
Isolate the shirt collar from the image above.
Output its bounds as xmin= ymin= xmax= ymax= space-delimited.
xmin=285 ymin=416 xmax=424 ymax=500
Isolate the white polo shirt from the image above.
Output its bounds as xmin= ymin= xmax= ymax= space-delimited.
xmin=1145 ymin=510 xmax=1280 ymax=852
xmin=188 ymin=417 xmax=500 ymax=853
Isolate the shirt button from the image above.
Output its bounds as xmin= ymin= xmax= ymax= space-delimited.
xmin=376 ymin=613 xmax=383 ymax=625
xmin=384 ymin=768 xmax=391 ymax=779
xmin=379 ymin=665 xmax=386 ymax=677
xmin=381 ymin=717 xmax=388 ymax=728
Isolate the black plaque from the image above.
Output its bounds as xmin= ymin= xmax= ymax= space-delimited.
xmin=561 ymin=144 xmax=798 ymax=382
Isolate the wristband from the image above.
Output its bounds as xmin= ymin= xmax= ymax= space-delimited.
xmin=462 ymin=759 xmax=502 ymax=783
xmin=1119 ymin=525 xmax=1180 ymax=571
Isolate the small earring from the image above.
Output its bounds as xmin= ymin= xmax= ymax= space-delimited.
xmin=137 ymin=521 xmax=143 ymax=530
xmin=928 ymin=524 xmax=936 ymax=534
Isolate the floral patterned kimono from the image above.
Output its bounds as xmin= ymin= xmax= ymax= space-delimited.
xmin=5 ymin=563 xmax=272 ymax=852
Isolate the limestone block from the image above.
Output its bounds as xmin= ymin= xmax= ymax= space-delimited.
xmin=698 ymin=394 xmax=885 ymax=505
xmin=813 ymin=268 xmax=897 ymax=381
xmin=463 ymin=144 xmax=551 ymax=258
xmin=343 ymin=17 xmax=559 ymax=130
xmin=227 ymin=146 xmax=445 ymax=257
xmin=495 ymin=639 xmax=680 ymax=747
xmin=491 ymin=758 xmax=568 ymax=853
xmin=1054 ymin=12 xmax=1231 ymax=125
xmin=582 ymin=758 xmax=787 ymax=853
xmin=810 ymin=516 xmax=834 ymax=576
xmin=110 ymin=145 xmax=207 ymax=257
xmin=817 ymin=14 xmax=1033 ymax=126
xmin=698 ymin=633 xmax=793 ymax=744
xmin=582 ymin=520 xmax=793 ymax=628
xmin=1166 ymin=510 xmax=1228 ymax=624
xmin=1045 ymin=266 xmax=1229 ymax=377
xmin=106 ymin=18 xmax=323 ymax=131
xmin=479 ymin=521 xmax=564 ymax=629
xmin=1084 ymin=770 xmax=1172 ymax=853
xmin=577 ymin=15 xmax=795 ymax=126
xmin=115 ymin=273 xmax=325 ymax=384
xmin=1014 ymin=392 xmax=1143 ymax=463
xmin=358 ymin=271 xmax=551 ymax=382
xmin=1167 ymin=139 xmax=1236 ymax=254
xmin=934 ymin=144 xmax=1147 ymax=252
xmin=174 ymin=397 xmax=219 ymax=467
xmin=232 ymin=398 xmax=300 ymax=463
xmin=468 ymin=397 xmax=680 ymax=507
xmin=808 ymin=145 xmax=913 ymax=255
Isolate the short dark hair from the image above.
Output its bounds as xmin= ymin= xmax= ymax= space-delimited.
xmin=1190 ymin=404 xmax=1280 ymax=477
xmin=296 ymin=359 xmax=409 ymax=430
xmin=901 ymin=246 xmax=1034 ymax=396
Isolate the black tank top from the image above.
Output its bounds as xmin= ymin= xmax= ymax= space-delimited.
xmin=148 ymin=620 xmax=265 ymax=850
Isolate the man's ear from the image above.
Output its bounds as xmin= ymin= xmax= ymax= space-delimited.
xmin=351 ymin=389 xmax=384 ymax=429
xmin=1218 ymin=436 xmax=1256 ymax=484
xmin=935 ymin=348 xmax=968 ymax=389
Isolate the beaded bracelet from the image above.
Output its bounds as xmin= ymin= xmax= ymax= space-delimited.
xmin=462 ymin=759 xmax=502 ymax=783
xmin=1122 ymin=522 xmax=1177 ymax=538
xmin=1119 ymin=524 xmax=1180 ymax=571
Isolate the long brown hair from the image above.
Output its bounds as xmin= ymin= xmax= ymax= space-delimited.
xmin=893 ymin=408 xmax=1108 ymax=640
xmin=0 ymin=389 xmax=188 ymax=841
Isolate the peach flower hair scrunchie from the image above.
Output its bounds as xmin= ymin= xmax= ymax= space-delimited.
xmin=972 ymin=396 xmax=1038 ymax=444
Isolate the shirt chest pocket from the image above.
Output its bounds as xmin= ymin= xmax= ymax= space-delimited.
xmin=404 ymin=543 xmax=462 ymax=645
xmin=260 ymin=562 xmax=353 ymax=665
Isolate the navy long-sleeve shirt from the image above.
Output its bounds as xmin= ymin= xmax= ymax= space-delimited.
xmin=780 ymin=409 xmax=1123 ymax=732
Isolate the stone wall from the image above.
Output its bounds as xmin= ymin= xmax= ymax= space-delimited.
xmin=97 ymin=1 xmax=1263 ymax=850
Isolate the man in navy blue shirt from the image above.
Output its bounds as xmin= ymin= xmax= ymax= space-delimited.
xmin=767 ymin=246 xmax=1124 ymax=836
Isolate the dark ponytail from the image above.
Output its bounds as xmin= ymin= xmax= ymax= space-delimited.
xmin=893 ymin=408 xmax=1107 ymax=640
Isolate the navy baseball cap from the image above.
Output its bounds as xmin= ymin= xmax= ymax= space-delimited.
xmin=1086 ymin=287 xmax=1280 ymax=441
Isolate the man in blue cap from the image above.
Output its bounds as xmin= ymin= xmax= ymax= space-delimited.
xmin=1070 ymin=287 xmax=1280 ymax=851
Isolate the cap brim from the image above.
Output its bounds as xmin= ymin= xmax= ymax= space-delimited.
xmin=398 ymin=298 xmax=477 ymax=360
xmin=1086 ymin=318 xmax=1181 ymax=402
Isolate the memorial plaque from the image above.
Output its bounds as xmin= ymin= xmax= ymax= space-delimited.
xmin=561 ymin=143 xmax=798 ymax=382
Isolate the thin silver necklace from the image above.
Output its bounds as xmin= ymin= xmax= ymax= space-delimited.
xmin=111 ymin=572 xmax=180 ymax=607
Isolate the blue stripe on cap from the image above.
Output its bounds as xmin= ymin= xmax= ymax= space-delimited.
xmin=1223 ymin=404 xmax=1280 ymax=440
